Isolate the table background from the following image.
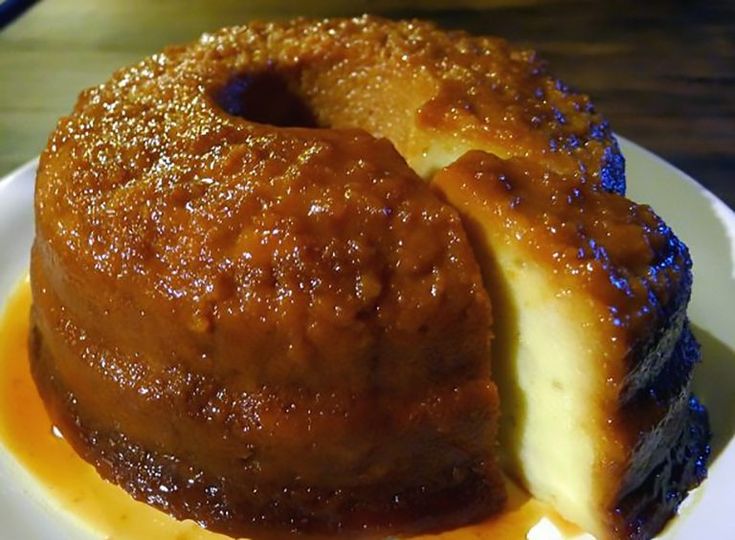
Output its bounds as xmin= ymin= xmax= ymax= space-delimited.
xmin=1 ymin=0 xmax=733 ymax=209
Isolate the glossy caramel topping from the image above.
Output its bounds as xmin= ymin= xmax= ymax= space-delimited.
xmin=39 ymin=122 xmax=492 ymax=394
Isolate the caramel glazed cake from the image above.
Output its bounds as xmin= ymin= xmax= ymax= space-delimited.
xmin=30 ymin=15 xmax=709 ymax=540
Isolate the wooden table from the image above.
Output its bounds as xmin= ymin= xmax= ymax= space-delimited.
xmin=1 ymin=0 xmax=733 ymax=209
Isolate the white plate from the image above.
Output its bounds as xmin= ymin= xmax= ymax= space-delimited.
xmin=0 ymin=139 xmax=734 ymax=539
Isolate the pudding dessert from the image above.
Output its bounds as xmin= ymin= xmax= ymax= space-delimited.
xmin=30 ymin=15 xmax=708 ymax=539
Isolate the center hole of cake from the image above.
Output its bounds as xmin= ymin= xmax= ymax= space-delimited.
xmin=214 ymin=71 xmax=318 ymax=128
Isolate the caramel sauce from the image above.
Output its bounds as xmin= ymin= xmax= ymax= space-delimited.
xmin=0 ymin=278 xmax=581 ymax=540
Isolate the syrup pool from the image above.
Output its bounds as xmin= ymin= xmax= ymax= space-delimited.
xmin=0 ymin=277 xmax=584 ymax=540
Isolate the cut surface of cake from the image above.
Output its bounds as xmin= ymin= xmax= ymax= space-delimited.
xmin=432 ymin=151 xmax=710 ymax=540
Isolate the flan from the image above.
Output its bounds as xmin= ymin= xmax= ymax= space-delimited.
xmin=28 ymin=15 xmax=709 ymax=540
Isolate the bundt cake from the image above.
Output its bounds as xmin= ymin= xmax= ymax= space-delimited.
xmin=30 ymin=15 xmax=708 ymax=540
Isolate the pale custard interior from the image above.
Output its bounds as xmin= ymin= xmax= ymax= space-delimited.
xmin=430 ymin=160 xmax=618 ymax=539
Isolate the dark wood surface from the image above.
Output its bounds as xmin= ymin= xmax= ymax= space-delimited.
xmin=1 ymin=0 xmax=733 ymax=209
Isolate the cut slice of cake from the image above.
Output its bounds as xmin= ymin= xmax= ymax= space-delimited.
xmin=432 ymin=151 xmax=710 ymax=540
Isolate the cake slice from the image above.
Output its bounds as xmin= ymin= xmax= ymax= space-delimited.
xmin=432 ymin=151 xmax=710 ymax=539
